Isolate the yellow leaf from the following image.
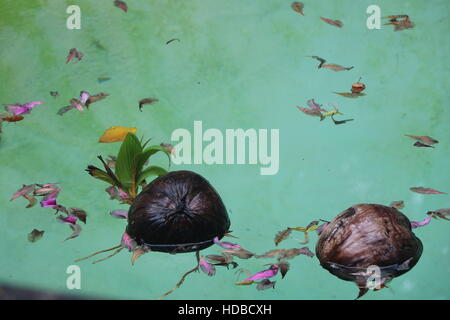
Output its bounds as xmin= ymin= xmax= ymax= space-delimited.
xmin=306 ymin=225 xmax=319 ymax=233
xmin=235 ymin=280 xmax=254 ymax=286
xmin=98 ymin=126 xmax=137 ymax=143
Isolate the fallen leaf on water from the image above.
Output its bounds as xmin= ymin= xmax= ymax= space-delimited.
xmin=66 ymin=48 xmax=83 ymax=63
xmin=166 ymin=38 xmax=180 ymax=45
xmin=390 ymin=200 xmax=404 ymax=210
xmin=320 ymin=17 xmax=343 ymax=27
xmin=23 ymin=194 xmax=37 ymax=208
xmin=331 ymin=116 xmax=354 ymax=125
xmin=274 ymin=227 xmax=293 ymax=246
xmin=139 ymin=98 xmax=158 ymax=112
xmin=413 ymin=141 xmax=434 ymax=148
xmin=405 ymin=135 xmax=438 ymax=146
xmin=131 ymin=247 xmax=147 ymax=265
xmin=85 ymin=93 xmax=109 ymax=108
xmin=278 ymin=261 xmax=290 ymax=279
xmin=256 ymin=247 xmax=312 ymax=260
xmin=97 ymin=76 xmax=111 ymax=84
xmin=98 ymin=126 xmax=137 ymax=143
xmin=65 ymin=224 xmax=82 ymax=241
xmin=334 ymin=92 xmax=365 ymax=98
xmin=28 ymin=229 xmax=44 ymax=243
xmin=410 ymin=187 xmax=447 ymax=195
xmin=383 ymin=15 xmax=414 ymax=31
xmin=427 ymin=209 xmax=450 ymax=221
xmin=296 ymin=106 xmax=324 ymax=120
xmin=291 ymin=2 xmax=304 ymax=15
xmin=322 ymin=64 xmax=353 ymax=71
xmin=256 ymin=279 xmax=276 ymax=290
xmin=114 ymin=0 xmax=128 ymax=12
xmin=222 ymin=249 xmax=254 ymax=259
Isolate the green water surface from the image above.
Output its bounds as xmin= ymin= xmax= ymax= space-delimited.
xmin=0 ymin=0 xmax=449 ymax=299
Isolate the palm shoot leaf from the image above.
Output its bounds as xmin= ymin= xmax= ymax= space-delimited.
xmin=136 ymin=166 xmax=168 ymax=186
xmin=114 ymin=133 xmax=143 ymax=189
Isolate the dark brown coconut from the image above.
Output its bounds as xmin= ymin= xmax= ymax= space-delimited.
xmin=316 ymin=204 xmax=422 ymax=297
xmin=126 ymin=170 xmax=230 ymax=253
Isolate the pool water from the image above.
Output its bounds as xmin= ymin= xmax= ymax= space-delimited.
xmin=0 ymin=0 xmax=449 ymax=299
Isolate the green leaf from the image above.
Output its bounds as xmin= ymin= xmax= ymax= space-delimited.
xmin=135 ymin=145 xmax=171 ymax=174
xmin=115 ymin=133 xmax=143 ymax=188
xmin=136 ymin=166 xmax=168 ymax=186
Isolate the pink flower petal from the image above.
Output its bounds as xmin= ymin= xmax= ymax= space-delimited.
xmin=110 ymin=209 xmax=128 ymax=219
xmin=5 ymin=105 xmax=31 ymax=115
xmin=10 ymin=184 xmax=36 ymax=201
xmin=245 ymin=266 xmax=279 ymax=281
xmin=411 ymin=216 xmax=432 ymax=228
xmin=21 ymin=101 xmax=43 ymax=109
xmin=213 ymin=236 xmax=242 ymax=250
xmin=74 ymin=103 xmax=84 ymax=112
xmin=57 ymin=215 xmax=77 ymax=225
xmin=199 ymin=257 xmax=216 ymax=276
xmin=118 ymin=188 xmax=129 ymax=199
xmin=121 ymin=232 xmax=137 ymax=251
xmin=41 ymin=197 xmax=57 ymax=208
xmin=79 ymin=91 xmax=90 ymax=104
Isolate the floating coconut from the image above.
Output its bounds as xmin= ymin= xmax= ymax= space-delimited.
xmin=316 ymin=203 xmax=423 ymax=299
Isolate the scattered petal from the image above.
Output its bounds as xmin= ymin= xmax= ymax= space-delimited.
xmin=69 ymin=208 xmax=87 ymax=224
xmin=199 ymin=257 xmax=216 ymax=276
xmin=40 ymin=197 xmax=58 ymax=208
xmin=213 ymin=236 xmax=242 ymax=250
xmin=242 ymin=265 xmax=279 ymax=282
xmin=296 ymin=106 xmax=323 ymax=120
xmin=121 ymin=232 xmax=137 ymax=251
xmin=57 ymin=215 xmax=77 ymax=225
xmin=110 ymin=209 xmax=128 ymax=219
xmin=65 ymin=224 xmax=82 ymax=241
xmin=411 ymin=216 xmax=432 ymax=228
xmin=10 ymin=184 xmax=35 ymax=201
xmin=79 ymin=91 xmax=90 ymax=104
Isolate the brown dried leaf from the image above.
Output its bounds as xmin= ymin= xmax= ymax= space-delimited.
xmin=28 ymin=229 xmax=44 ymax=243
xmin=274 ymin=227 xmax=292 ymax=246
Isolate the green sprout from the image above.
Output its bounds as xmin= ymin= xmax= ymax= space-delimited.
xmin=86 ymin=133 xmax=171 ymax=203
